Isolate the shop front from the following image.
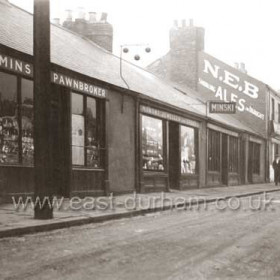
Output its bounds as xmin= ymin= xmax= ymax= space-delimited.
xmin=206 ymin=124 xmax=241 ymax=187
xmin=0 ymin=51 xmax=108 ymax=198
xmin=139 ymin=104 xmax=201 ymax=192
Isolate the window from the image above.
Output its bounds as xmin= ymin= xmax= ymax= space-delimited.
xmin=142 ymin=115 xmax=164 ymax=171
xmin=271 ymin=98 xmax=275 ymax=121
xmin=0 ymin=72 xmax=18 ymax=164
xmin=71 ymin=92 xmax=103 ymax=168
xmin=180 ymin=125 xmax=197 ymax=174
xmin=208 ymin=129 xmax=220 ymax=172
xmin=0 ymin=72 xmax=34 ymax=165
xmin=229 ymin=136 xmax=238 ymax=173
xmin=21 ymin=78 xmax=34 ymax=164
xmin=278 ymin=104 xmax=280 ymax=123
xmin=252 ymin=142 xmax=261 ymax=174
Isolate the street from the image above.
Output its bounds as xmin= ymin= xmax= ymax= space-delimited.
xmin=1 ymin=192 xmax=280 ymax=279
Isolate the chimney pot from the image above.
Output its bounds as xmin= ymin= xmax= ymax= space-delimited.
xmin=53 ymin=18 xmax=60 ymax=25
xmin=65 ymin=9 xmax=73 ymax=21
xmin=234 ymin=62 xmax=239 ymax=69
xmin=89 ymin=12 xmax=97 ymax=23
xmin=100 ymin=12 xmax=108 ymax=22
xmin=189 ymin=19 xmax=193 ymax=27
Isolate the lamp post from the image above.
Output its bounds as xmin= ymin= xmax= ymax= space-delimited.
xmin=33 ymin=0 xmax=53 ymax=219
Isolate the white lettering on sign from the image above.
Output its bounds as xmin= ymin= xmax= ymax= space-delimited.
xmin=203 ymin=59 xmax=259 ymax=99
xmin=200 ymin=57 xmax=265 ymax=121
xmin=0 ymin=53 xmax=33 ymax=77
xmin=140 ymin=105 xmax=200 ymax=128
xmin=51 ymin=72 xmax=107 ymax=98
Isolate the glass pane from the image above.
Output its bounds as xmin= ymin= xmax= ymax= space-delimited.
xmin=21 ymin=79 xmax=34 ymax=165
xmin=72 ymin=114 xmax=85 ymax=165
xmin=0 ymin=72 xmax=19 ymax=164
xmin=181 ymin=126 xmax=196 ymax=174
xmin=142 ymin=115 xmax=164 ymax=171
xmin=71 ymin=92 xmax=83 ymax=115
xmin=86 ymin=97 xmax=100 ymax=167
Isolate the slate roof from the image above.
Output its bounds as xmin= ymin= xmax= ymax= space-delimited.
xmin=0 ymin=1 xmax=264 ymax=137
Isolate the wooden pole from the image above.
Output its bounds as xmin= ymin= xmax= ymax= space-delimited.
xmin=33 ymin=0 xmax=53 ymax=219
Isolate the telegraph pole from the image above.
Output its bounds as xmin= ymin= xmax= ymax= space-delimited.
xmin=33 ymin=0 xmax=53 ymax=219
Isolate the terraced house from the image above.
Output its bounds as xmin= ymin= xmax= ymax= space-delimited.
xmin=0 ymin=0 xmax=270 ymax=200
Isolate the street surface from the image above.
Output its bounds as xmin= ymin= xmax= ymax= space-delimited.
xmin=1 ymin=191 xmax=280 ymax=279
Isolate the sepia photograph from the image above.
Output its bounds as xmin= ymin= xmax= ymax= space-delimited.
xmin=0 ymin=0 xmax=280 ymax=279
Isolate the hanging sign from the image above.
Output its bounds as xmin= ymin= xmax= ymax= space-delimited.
xmin=209 ymin=101 xmax=236 ymax=114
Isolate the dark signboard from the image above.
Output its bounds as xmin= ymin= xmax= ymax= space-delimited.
xmin=198 ymin=52 xmax=267 ymax=137
xmin=209 ymin=101 xmax=236 ymax=114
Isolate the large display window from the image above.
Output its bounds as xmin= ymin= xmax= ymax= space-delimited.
xmin=71 ymin=92 xmax=103 ymax=168
xmin=252 ymin=142 xmax=261 ymax=174
xmin=142 ymin=115 xmax=164 ymax=171
xmin=0 ymin=71 xmax=34 ymax=165
xmin=180 ymin=125 xmax=197 ymax=174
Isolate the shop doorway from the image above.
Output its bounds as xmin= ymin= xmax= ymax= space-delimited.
xmin=169 ymin=122 xmax=180 ymax=189
xmin=52 ymin=85 xmax=71 ymax=197
xmin=247 ymin=142 xmax=253 ymax=183
xmin=221 ymin=134 xmax=228 ymax=185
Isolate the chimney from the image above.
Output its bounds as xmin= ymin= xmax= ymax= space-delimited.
xmin=239 ymin=62 xmax=247 ymax=74
xmin=63 ymin=10 xmax=113 ymax=52
xmin=89 ymin=12 xmax=97 ymax=23
xmin=100 ymin=12 xmax=108 ymax=22
xmin=53 ymin=18 xmax=60 ymax=25
xmin=189 ymin=19 xmax=194 ymax=27
xmin=168 ymin=19 xmax=205 ymax=90
xmin=86 ymin=13 xmax=113 ymax=52
xmin=234 ymin=62 xmax=239 ymax=69
xmin=173 ymin=20 xmax=178 ymax=28
xmin=65 ymin=9 xmax=73 ymax=22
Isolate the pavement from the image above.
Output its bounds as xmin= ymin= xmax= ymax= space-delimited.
xmin=0 ymin=182 xmax=278 ymax=238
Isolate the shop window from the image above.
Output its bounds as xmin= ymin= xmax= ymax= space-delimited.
xmin=180 ymin=125 xmax=197 ymax=174
xmin=271 ymin=98 xmax=275 ymax=121
xmin=21 ymin=78 xmax=34 ymax=165
xmin=0 ymin=72 xmax=19 ymax=164
xmin=71 ymin=92 xmax=102 ymax=168
xmin=208 ymin=129 xmax=220 ymax=172
xmin=252 ymin=142 xmax=261 ymax=174
xmin=229 ymin=136 xmax=238 ymax=173
xmin=142 ymin=115 xmax=164 ymax=171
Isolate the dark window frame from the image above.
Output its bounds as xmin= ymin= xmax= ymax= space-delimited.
xmin=0 ymin=70 xmax=34 ymax=166
xmin=228 ymin=136 xmax=239 ymax=173
xmin=180 ymin=124 xmax=198 ymax=175
xmin=71 ymin=91 xmax=105 ymax=169
xmin=271 ymin=98 xmax=275 ymax=121
xmin=208 ymin=129 xmax=221 ymax=172
xmin=252 ymin=142 xmax=261 ymax=175
xmin=141 ymin=114 xmax=166 ymax=172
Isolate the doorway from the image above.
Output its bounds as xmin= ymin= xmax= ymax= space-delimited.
xmin=51 ymin=85 xmax=71 ymax=197
xmin=221 ymin=134 xmax=228 ymax=185
xmin=169 ymin=122 xmax=180 ymax=189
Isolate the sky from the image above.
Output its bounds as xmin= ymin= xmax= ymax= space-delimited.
xmin=9 ymin=0 xmax=280 ymax=90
